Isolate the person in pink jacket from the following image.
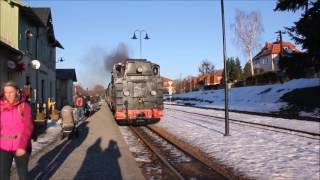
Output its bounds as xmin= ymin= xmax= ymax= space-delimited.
xmin=0 ymin=81 xmax=34 ymax=180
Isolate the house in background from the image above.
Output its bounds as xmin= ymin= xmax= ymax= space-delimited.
xmin=253 ymin=39 xmax=300 ymax=72
xmin=165 ymin=70 xmax=223 ymax=93
xmin=56 ymin=69 xmax=77 ymax=109
xmin=197 ymin=70 xmax=223 ymax=86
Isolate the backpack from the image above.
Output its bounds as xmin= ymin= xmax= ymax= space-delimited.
xmin=18 ymin=103 xmax=38 ymax=141
xmin=75 ymin=97 xmax=84 ymax=107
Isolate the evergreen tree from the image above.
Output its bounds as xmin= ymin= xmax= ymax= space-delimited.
xmin=223 ymin=57 xmax=242 ymax=82
xmin=242 ymin=62 xmax=252 ymax=79
xmin=275 ymin=0 xmax=320 ymax=75
xmin=235 ymin=57 xmax=242 ymax=80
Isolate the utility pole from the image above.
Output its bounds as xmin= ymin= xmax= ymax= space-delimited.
xmin=220 ymin=0 xmax=230 ymax=136
xmin=276 ymin=31 xmax=283 ymax=58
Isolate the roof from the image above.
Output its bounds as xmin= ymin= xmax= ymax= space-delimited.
xmin=161 ymin=76 xmax=172 ymax=81
xmin=19 ymin=6 xmax=44 ymax=27
xmin=254 ymin=40 xmax=301 ymax=59
xmin=8 ymin=0 xmax=28 ymax=8
xmin=31 ymin=8 xmax=50 ymax=26
xmin=0 ymin=41 xmax=24 ymax=59
xmin=31 ymin=7 xmax=64 ymax=49
xmin=56 ymin=69 xmax=77 ymax=81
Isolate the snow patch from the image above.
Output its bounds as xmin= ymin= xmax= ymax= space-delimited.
xmin=173 ymin=78 xmax=320 ymax=117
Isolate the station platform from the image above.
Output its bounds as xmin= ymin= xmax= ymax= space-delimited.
xmin=21 ymin=104 xmax=145 ymax=180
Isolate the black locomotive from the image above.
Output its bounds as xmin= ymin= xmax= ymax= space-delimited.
xmin=106 ymin=59 xmax=163 ymax=126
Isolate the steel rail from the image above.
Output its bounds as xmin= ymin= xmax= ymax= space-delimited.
xmin=129 ymin=127 xmax=185 ymax=180
xmin=166 ymin=108 xmax=320 ymax=138
xmin=166 ymin=103 xmax=320 ymax=122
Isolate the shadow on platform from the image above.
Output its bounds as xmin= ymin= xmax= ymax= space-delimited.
xmin=74 ymin=139 xmax=122 ymax=179
xmin=29 ymin=121 xmax=89 ymax=179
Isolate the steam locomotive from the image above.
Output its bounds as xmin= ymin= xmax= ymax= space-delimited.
xmin=106 ymin=59 xmax=163 ymax=126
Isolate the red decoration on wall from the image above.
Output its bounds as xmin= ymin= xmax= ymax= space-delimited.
xmin=15 ymin=62 xmax=26 ymax=74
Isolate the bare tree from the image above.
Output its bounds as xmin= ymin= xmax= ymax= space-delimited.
xmin=92 ymin=84 xmax=105 ymax=96
xmin=198 ymin=59 xmax=215 ymax=74
xmin=231 ymin=9 xmax=264 ymax=76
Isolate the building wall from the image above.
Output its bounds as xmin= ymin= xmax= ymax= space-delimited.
xmin=18 ymin=15 xmax=37 ymax=55
xmin=0 ymin=54 xmax=9 ymax=87
xmin=18 ymin=10 xmax=57 ymax=105
xmin=24 ymin=60 xmax=56 ymax=104
xmin=56 ymin=79 xmax=73 ymax=109
xmin=272 ymin=54 xmax=280 ymax=71
xmin=0 ymin=56 xmax=29 ymax=89
xmin=254 ymin=54 xmax=273 ymax=72
xmin=0 ymin=0 xmax=19 ymax=49
xmin=254 ymin=54 xmax=282 ymax=72
xmin=0 ymin=0 xmax=23 ymax=87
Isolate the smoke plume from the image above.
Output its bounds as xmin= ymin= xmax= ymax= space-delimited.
xmin=75 ymin=43 xmax=129 ymax=89
xmin=104 ymin=42 xmax=129 ymax=72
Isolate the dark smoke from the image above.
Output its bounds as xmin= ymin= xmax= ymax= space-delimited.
xmin=76 ymin=43 xmax=129 ymax=89
xmin=104 ymin=42 xmax=129 ymax=72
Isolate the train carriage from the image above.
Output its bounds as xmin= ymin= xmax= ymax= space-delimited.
xmin=106 ymin=59 xmax=163 ymax=126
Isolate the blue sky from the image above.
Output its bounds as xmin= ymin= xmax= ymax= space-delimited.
xmin=25 ymin=0 xmax=303 ymax=88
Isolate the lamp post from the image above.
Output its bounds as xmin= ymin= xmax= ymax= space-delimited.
xmin=220 ymin=0 xmax=230 ymax=136
xmin=31 ymin=59 xmax=41 ymax=116
xmin=131 ymin=30 xmax=150 ymax=58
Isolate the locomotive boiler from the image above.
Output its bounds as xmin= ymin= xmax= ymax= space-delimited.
xmin=106 ymin=59 xmax=163 ymax=126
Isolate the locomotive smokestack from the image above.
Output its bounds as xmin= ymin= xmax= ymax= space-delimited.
xmin=104 ymin=42 xmax=129 ymax=72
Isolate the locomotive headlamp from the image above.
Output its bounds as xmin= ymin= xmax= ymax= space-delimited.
xmin=123 ymin=90 xmax=130 ymax=96
xmin=150 ymin=90 xmax=157 ymax=96
xmin=137 ymin=66 xmax=143 ymax=73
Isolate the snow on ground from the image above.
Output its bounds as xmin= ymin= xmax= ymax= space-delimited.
xmin=157 ymin=105 xmax=320 ymax=180
xmin=31 ymin=108 xmax=86 ymax=155
xmin=31 ymin=120 xmax=62 ymax=155
xmin=173 ymin=78 xmax=320 ymax=117
xmin=166 ymin=105 xmax=320 ymax=135
xmin=299 ymin=108 xmax=320 ymax=119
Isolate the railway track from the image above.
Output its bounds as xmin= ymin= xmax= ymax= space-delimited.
xmin=129 ymin=126 xmax=227 ymax=180
xmin=166 ymin=107 xmax=320 ymax=139
xmin=167 ymin=103 xmax=320 ymax=122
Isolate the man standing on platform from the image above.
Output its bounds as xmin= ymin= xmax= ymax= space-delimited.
xmin=74 ymin=94 xmax=84 ymax=121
